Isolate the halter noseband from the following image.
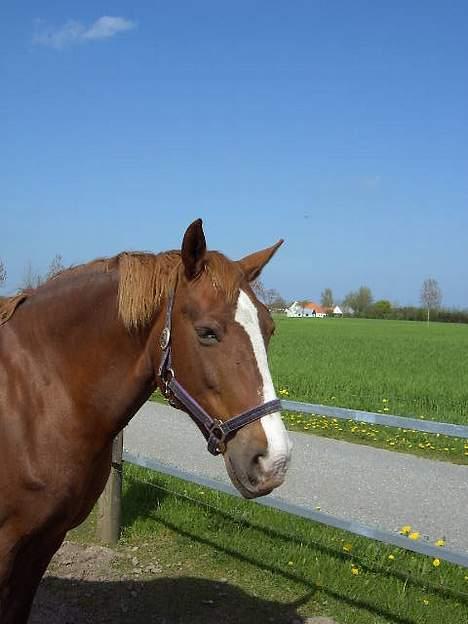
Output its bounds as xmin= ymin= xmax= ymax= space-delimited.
xmin=157 ymin=290 xmax=282 ymax=456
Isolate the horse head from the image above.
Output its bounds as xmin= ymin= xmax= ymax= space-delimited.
xmin=153 ymin=219 xmax=292 ymax=498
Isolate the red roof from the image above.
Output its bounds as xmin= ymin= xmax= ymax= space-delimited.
xmin=303 ymin=302 xmax=327 ymax=314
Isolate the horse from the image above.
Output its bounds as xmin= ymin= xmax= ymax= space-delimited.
xmin=0 ymin=219 xmax=292 ymax=623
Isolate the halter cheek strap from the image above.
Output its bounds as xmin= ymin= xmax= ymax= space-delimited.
xmin=158 ymin=290 xmax=282 ymax=456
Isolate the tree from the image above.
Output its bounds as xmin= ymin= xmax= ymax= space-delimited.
xmin=343 ymin=286 xmax=373 ymax=316
xmin=0 ymin=258 xmax=6 ymax=288
xmin=420 ymin=278 xmax=442 ymax=324
xmin=264 ymin=289 xmax=286 ymax=312
xmin=21 ymin=261 xmax=43 ymax=290
xmin=372 ymin=299 xmax=392 ymax=318
xmin=251 ymin=278 xmax=266 ymax=302
xmin=46 ymin=254 xmax=65 ymax=281
xmin=320 ymin=288 xmax=334 ymax=309
xmin=263 ymin=288 xmax=278 ymax=307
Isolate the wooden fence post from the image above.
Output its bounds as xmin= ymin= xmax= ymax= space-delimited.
xmin=96 ymin=431 xmax=123 ymax=544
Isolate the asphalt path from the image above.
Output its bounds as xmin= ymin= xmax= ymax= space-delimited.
xmin=124 ymin=402 xmax=468 ymax=553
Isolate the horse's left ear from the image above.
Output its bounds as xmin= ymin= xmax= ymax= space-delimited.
xmin=182 ymin=218 xmax=207 ymax=280
xmin=238 ymin=239 xmax=284 ymax=282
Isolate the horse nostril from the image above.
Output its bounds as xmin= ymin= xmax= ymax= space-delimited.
xmin=252 ymin=449 xmax=268 ymax=467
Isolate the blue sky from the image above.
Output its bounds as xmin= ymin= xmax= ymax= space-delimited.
xmin=1 ymin=1 xmax=467 ymax=306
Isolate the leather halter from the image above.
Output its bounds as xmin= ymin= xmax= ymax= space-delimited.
xmin=157 ymin=289 xmax=282 ymax=456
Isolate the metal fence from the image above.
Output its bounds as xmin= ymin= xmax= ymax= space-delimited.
xmin=281 ymin=399 xmax=468 ymax=439
xmin=98 ymin=399 xmax=468 ymax=568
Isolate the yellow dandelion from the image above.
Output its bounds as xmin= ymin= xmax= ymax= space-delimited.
xmin=388 ymin=554 xmax=395 ymax=560
xmin=409 ymin=531 xmax=420 ymax=541
xmin=351 ymin=565 xmax=359 ymax=575
xmin=400 ymin=525 xmax=412 ymax=536
xmin=343 ymin=543 xmax=353 ymax=553
xmin=382 ymin=398 xmax=388 ymax=403
xmin=422 ymin=599 xmax=429 ymax=606
xmin=288 ymin=561 xmax=294 ymax=566
xmin=435 ymin=538 xmax=446 ymax=547
xmin=383 ymin=407 xmax=389 ymax=412
xmin=433 ymin=558 xmax=441 ymax=567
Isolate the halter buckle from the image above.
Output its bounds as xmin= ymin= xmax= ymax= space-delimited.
xmin=207 ymin=420 xmax=227 ymax=456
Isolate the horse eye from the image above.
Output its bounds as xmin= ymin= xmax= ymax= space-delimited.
xmin=196 ymin=326 xmax=219 ymax=345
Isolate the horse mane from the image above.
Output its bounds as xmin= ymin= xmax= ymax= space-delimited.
xmin=0 ymin=250 xmax=242 ymax=330
xmin=0 ymin=293 xmax=29 ymax=326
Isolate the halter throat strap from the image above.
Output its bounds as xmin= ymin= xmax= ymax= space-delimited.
xmin=158 ymin=290 xmax=281 ymax=456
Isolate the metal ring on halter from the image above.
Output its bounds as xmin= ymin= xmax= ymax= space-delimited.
xmin=159 ymin=327 xmax=171 ymax=350
xmin=207 ymin=420 xmax=227 ymax=455
xmin=162 ymin=367 xmax=174 ymax=397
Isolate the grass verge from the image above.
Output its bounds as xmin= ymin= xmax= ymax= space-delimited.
xmin=282 ymin=410 xmax=468 ymax=465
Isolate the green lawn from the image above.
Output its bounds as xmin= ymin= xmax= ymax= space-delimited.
xmin=270 ymin=317 xmax=468 ymax=425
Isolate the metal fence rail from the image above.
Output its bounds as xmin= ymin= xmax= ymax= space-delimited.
xmin=281 ymin=399 xmax=468 ymax=439
xmin=123 ymin=450 xmax=468 ymax=569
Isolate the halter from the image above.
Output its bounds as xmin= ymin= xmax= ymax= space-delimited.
xmin=157 ymin=289 xmax=282 ymax=456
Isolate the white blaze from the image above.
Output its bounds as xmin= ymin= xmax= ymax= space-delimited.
xmin=234 ymin=290 xmax=292 ymax=475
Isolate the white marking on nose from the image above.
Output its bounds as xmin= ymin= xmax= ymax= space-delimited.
xmin=234 ymin=290 xmax=292 ymax=475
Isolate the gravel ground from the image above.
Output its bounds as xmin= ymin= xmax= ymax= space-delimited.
xmin=125 ymin=402 xmax=468 ymax=552
xmin=31 ymin=542 xmax=335 ymax=624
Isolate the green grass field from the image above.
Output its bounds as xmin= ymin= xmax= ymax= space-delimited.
xmin=270 ymin=317 xmax=468 ymax=425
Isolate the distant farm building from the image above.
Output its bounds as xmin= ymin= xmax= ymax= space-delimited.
xmin=332 ymin=305 xmax=343 ymax=316
xmin=286 ymin=301 xmax=328 ymax=318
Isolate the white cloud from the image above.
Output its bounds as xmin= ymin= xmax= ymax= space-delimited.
xmin=83 ymin=16 xmax=136 ymax=41
xmin=33 ymin=16 xmax=136 ymax=49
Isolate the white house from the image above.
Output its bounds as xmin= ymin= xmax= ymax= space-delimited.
xmin=286 ymin=301 xmax=328 ymax=318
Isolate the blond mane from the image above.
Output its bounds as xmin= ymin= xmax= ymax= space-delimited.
xmin=0 ymin=293 xmax=28 ymax=326
xmin=0 ymin=250 xmax=243 ymax=330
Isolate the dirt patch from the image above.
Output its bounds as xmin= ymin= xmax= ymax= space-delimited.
xmin=31 ymin=541 xmax=332 ymax=624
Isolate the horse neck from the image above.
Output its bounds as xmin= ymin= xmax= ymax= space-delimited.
xmin=22 ymin=269 xmax=159 ymax=435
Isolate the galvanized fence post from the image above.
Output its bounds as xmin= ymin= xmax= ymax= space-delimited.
xmin=96 ymin=431 xmax=123 ymax=544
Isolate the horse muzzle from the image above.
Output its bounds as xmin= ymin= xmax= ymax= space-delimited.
xmin=224 ymin=440 xmax=291 ymax=499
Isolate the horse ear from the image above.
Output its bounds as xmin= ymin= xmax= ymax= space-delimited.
xmin=181 ymin=218 xmax=207 ymax=280
xmin=238 ymin=239 xmax=284 ymax=282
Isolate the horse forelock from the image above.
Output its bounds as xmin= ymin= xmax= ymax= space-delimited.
xmin=117 ymin=251 xmax=181 ymax=329
xmin=118 ymin=250 xmax=243 ymax=329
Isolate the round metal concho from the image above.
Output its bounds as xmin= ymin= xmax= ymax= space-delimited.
xmin=159 ymin=327 xmax=171 ymax=350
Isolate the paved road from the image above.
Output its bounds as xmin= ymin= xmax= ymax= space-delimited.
xmin=124 ymin=402 xmax=468 ymax=553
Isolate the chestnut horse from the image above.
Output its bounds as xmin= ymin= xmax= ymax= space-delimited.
xmin=0 ymin=219 xmax=291 ymax=623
